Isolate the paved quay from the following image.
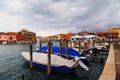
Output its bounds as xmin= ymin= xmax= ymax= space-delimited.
xmin=114 ymin=43 xmax=120 ymax=80
xmin=99 ymin=42 xmax=120 ymax=80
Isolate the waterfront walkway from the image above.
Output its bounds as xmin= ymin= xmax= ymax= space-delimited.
xmin=99 ymin=42 xmax=120 ymax=80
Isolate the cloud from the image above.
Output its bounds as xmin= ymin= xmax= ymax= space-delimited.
xmin=0 ymin=0 xmax=120 ymax=36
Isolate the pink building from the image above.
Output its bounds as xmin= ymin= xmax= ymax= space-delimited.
xmin=0 ymin=29 xmax=36 ymax=44
xmin=0 ymin=32 xmax=17 ymax=43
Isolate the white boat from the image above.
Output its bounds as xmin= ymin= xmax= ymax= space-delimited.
xmin=2 ymin=41 xmax=7 ymax=45
xmin=21 ymin=52 xmax=89 ymax=72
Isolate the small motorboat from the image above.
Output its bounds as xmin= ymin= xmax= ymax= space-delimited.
xmin=2 ymin=41 xmax=7 ymax=45
xmin=21 ymin=52 xmax=89 ymax=72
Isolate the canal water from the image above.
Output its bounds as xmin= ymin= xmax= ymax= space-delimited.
xmin=0 ymin=43 xmax=107 ymax=80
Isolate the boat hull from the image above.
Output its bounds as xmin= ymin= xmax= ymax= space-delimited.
xmin=26 ymin=61 xmax=72 ymax=72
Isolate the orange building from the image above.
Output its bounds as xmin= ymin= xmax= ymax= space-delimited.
xmin=57 ymin=34 xmax=66 ymax=40
xmin=79 ymin=31 xmax=95 ymax=36
xmin=18 ymin=29 xmax=36 ymax=43
xmin=47 ymin=35 xmax=56 ymax=40
xmin=46 ymin=33 xmax=74 ymax=41
xmin=65 ymin=32 xmax=74 ymax=40
xmin=96 ymin=31 xmax=119 ymax=41
xmin=108 ymin=28 xmax=120 ymax=38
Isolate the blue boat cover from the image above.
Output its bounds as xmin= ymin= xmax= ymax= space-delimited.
xmin=40 ymin=46 xmax=80 ymax=57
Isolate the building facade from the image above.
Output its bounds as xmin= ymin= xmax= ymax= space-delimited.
xmin=96 ymin=31 xmax=119 ymax=41
xmin=108 ymin=28 xmax=120 ymax=38
xmin=79 ymin=31 xmax=95 ymax=36
xmin=0 ymin=29 xmax=36 ymax=44
xmin=0 ymin=32 xmax=18 ymax=43
xmin=18 ymin=29 xmax=36 ymax=43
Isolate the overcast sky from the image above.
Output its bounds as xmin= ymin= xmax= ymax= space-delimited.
xmin=0 ymin=0 xmax=120 ymax=36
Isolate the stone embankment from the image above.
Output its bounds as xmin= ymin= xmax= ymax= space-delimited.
xmin=99 ymin=42 xmax=120 ymax=80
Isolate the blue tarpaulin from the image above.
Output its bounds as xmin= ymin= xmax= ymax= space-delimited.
xmin=41 ymin=46 xmax=80 ymax=57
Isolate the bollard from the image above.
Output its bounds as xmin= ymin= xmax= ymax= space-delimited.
xmin=47 ymin=41 xmax=52 ymax=77
xmin=60 ymin=40 xmax=62 ymax=57
xmin=39 ymin=41 xmax=42 ymax=52
xmin=65 ymin=41 xmax=69 ymax=59
xmin=29 ymin=42 xmax=33 ymax=70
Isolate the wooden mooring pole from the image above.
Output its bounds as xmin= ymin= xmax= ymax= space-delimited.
xmin=84 ymin=42 xmax=89 ymax=49
xmin=62 ymin=40 xmax=65 ymax=47
xmin=92 ymin=42 xmax=95 ymax=48
xmin=73 ymin=41 xmax=76 ymax=48
xmin=78 ymin=40 xmax=81 ymax=52
xmin=66 ymin=41 xmax=69 ymax=59
xmin=21 ymin=74 xmax=24 ymax=80
xmin=39 ymin=41 xmax=42 ymax=52
xmin=29 ymin=42 xmax=33 ymax=70
xmin=47 ymin=41 xmax=52 ymax=77
xmin=70 ymin=41 xmax=72 ymax=48
xmin=60 ymin=40 xmax=62 ymax=57
xmin=100 ymin=58 xmax=104 ymax=64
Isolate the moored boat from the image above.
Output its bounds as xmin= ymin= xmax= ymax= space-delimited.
xmin=22 ymin=52 xmax=78 ymax=72
xmin=21 ymin=52 xmax=89 ymax=72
